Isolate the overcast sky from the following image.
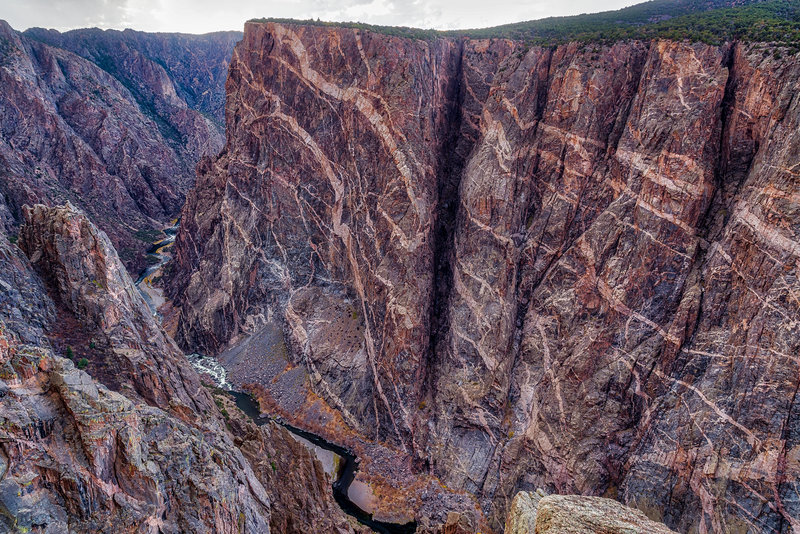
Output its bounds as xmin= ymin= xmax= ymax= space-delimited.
xmin=1 ymin=0 xmax=640 ymax=34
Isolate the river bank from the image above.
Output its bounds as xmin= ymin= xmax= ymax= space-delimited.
xmin=229 ymin=389 xmax=417 ymax=534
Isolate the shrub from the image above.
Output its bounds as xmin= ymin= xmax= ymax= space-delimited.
xmin=65 ymin=346 xmax=74 ymax=359
xmin=77 ymin=358 xmax=89 ymax=370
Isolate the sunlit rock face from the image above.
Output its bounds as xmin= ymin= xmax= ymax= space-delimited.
xmin=169 ymin=21 xmax=800 ymax=533
xmin=504 ymin=491 xmax=678 ymax=534
xmin=0 ymin=21 xmax=239 ymax=272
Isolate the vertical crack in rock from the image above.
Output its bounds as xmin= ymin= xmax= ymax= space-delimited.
xmin=424 ymin=38 xmax=468 ymax=423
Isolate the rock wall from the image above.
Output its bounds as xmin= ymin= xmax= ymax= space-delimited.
xmin=168 ymin=21 xmax=800 ymax=532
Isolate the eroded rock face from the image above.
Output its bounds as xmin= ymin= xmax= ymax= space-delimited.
xmin=0 ymin=20 xmax=238 ymax=271
xmin=0 ymin=232 xmax=54 ymax=346
xmin=19 ymin=203 xmax=215 ymax=416
xmin=168 ymin=21 xmax=800 ymax=533
xmin=504 ymin=491 xmax=677 ymax=534
xmin=0 ymin=325 xmax=274 ymax=534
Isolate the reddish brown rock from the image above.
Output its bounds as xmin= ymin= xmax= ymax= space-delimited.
xmin=167 ymin=21 xmax=800 ymax=533
xmin=2 ymin=203 xmax=367 ymax=532
xmin=19 ymin=203 xmax=215 ymax=417
xmin=0 ymin=326 xmax=273 ymax=533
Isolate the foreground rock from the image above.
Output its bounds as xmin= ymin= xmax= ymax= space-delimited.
xmin=505 ymin=492 xmax=676 ymax=534
xmin=0 ymin=20 xmax=239 ymax=271
xmin=1 ymin=208 xmax=363 ymax=532
xmin=19 ymin=203 xmax=213 ymax=416
xmin=0 ymin=327 xmax=272 ymax=533
xmin=168 ymin=20 xmax=800 ymax=532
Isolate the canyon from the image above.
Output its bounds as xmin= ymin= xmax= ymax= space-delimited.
xmin=167 ymin=20 xmax=800 ymax=533
xmin=0 ymin=22 xmax=240 ymax=272
xmin=0 ymin=3 xmax=799 ymax=532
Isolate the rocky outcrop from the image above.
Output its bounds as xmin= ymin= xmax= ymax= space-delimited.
xmin=0 ymin=20 xmax=238 ymax=271
xmin=1 ymin=202 xmax=367 ymax=532
xmin=19 ymin=203 xmax=215 ymax=416
xmin=504 ymin=491 xmax=676 ymax=534
xmin=0 ymin=328 xmax=273 ymax=533
xmin=0 ymin=214 xmax=273 ymax=532
xmin=167 ymin=21 xmax=800 ymax=532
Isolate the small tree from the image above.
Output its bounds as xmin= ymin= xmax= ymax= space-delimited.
xmin=65 ymin=346 xmax=74 ymax=359
xmin=77 ymin=358 xmax=89 ymax=370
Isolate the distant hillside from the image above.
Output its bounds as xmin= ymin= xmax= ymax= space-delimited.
xmin=0 ymin=22 xmax=240 ymax=272
xmin=254 ymin=0 xmax=800 ymax=50
xmin=23 ymin=27 xmax=242 ymax=127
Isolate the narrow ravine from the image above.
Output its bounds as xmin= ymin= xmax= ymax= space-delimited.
xmin=134 ymin=221 xmax=179 ymax=316
xmin=134 ymin=229 xmax=416 ymax=534
xmin=228 ymin=390 xmax=417 ymax=534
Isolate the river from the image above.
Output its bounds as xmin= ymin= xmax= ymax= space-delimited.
xmin=228 ymin=389 xmax=417 ymax=534
xmin=134 ymin=221 xmax=179 ymax=317
xmin=134 ymin=225 xmax=416 ymax=534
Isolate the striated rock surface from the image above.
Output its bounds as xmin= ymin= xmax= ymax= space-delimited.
xmin=504 ymin=491 xmax=676 ymax=534
xmin=167 ymin=20 xmax=800 ymax=533
xmin=0 ymin=20 xmax=238 ymax=271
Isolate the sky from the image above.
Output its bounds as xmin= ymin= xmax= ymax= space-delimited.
xmin=0 ymin=0 xmax=641 ymax=34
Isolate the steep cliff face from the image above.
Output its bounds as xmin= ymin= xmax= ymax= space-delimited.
xmin=168 ymin=21 xmax=800 ymax=532
xmin=0 ymin=21 xmax=238 ymax=271
xmin=171 ymin=24 xmax=463 ymax=448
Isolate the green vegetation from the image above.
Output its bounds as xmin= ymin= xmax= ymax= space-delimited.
xmin=65 ymin=346 xmax=74 ymax=359
xmin=251 ymin=0 xmax=800 ymax=49
xmin=89 ymin=340 xmax=96 ymax=349
xmin=77 ymin=358 xmax=89 ymax=370
xmin=213 ymin=396 xmax=231 ymax=419
xmin=134 ymin=227 xmax=163 ymax=243
xmin=7 ymin=234 xmax=17 ymax=245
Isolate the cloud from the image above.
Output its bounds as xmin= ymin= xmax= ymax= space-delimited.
xmin=1 ymin=0 xmax=131 ymax=30
xmin=0 ymin=0 xmax=641 ymax=33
